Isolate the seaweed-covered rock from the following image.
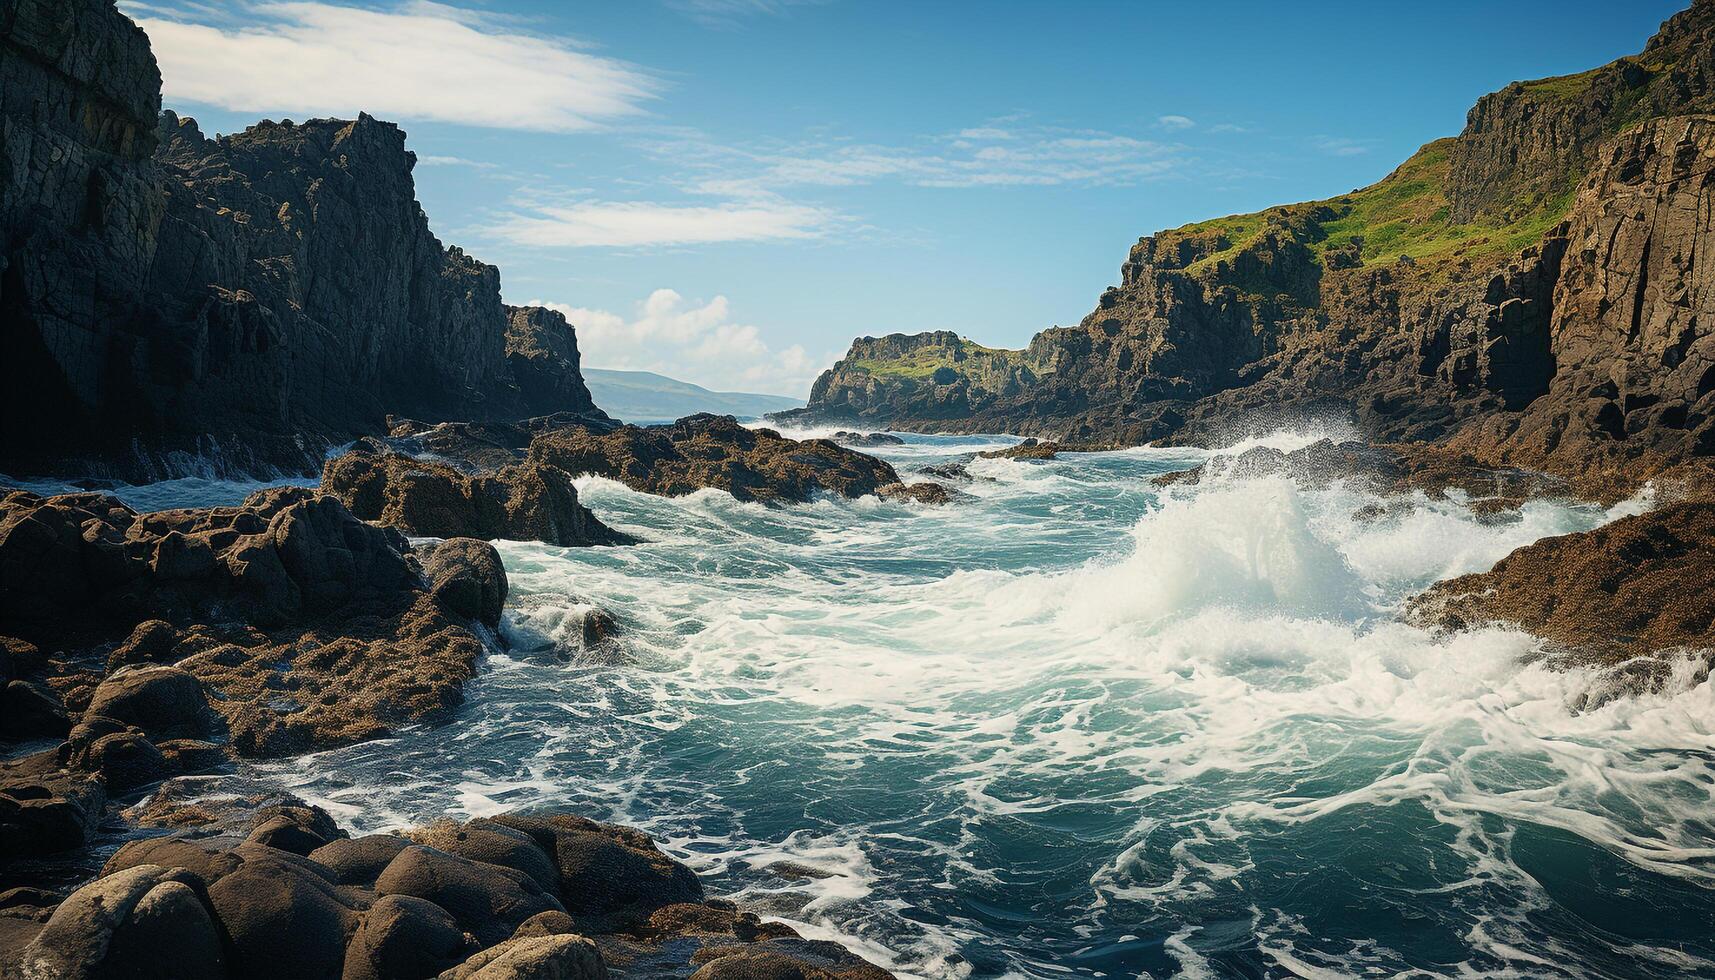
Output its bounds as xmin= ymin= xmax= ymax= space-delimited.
xmin=322 ymin=447 xmax=629 ymax=547
xmin=529 ymin=415 xmax=900 ymax=503
xmin=1409 ymin=502 xmax=1715 ymax=665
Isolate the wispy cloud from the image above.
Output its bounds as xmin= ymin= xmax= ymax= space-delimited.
xmin=533 ymin=290 xmax=825 ymax=395
xmin=486 ymin=198 xmax=836 ymax=248
xmin=130 ymin=1 xmax=659 ymax=132
xmin=1312 ymin=135 xmax=1374 ymax=157
xmin=1156 ymin=114 xmax=1196 ymax=131
xmin=665 ymin=0 xmax=828 ymax=29
xmin=655 ymin=123 xmax=1188 ymax=196
xmin=417 ymin=154 xmax=497 ymax=168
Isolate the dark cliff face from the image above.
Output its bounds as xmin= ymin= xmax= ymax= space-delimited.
xmin=0 ymin=0 xmax=608 ymax=480
xmin=797 ymin=1 xmax=1715 ymax=494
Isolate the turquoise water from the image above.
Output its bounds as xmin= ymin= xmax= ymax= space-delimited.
xmin=35 ymin=432 xmax=1715 ymax=977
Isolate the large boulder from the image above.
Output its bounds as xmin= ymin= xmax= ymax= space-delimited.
xmin=84 ymin=666 xmax=217 ymax=740
xmin=322 ymin=447 xmax=630 ymax=547
xmin=204 ymin=846 xmax=370 ymax=980
xmin=487 ymin=814 xmax=703 ymax=929
xmin=436 ymin=934 xmax=605 ymax=980
xmin=374 ymin=845 xmax=565 ymax=947
xmin=343 ymin=894 xmax=468 ymax=980
xmin=17 ymin=865 xmax=223 ymax=980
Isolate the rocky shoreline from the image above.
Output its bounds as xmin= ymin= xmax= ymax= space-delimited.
xmin=5 ymin=0 xmax=1715 ymax=975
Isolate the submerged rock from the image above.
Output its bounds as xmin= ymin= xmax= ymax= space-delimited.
xmin=978 ymin=439 xmax=1059 ymax=461
xmin=830 ymin=431 xmax=906 ymax=447
xmin=877 ymin=482 xmax=957 ymax=506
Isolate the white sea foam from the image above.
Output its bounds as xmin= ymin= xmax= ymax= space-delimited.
xmin=182 ymin=428 xmax=1714 ymax=978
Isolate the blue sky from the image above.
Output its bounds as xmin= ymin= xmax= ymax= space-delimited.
xmin=122 ymin=0 xmax=1685 ymax=396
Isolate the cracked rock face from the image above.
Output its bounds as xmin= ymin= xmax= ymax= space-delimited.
xmin=0 ymin=0 xmax=609 ymax=481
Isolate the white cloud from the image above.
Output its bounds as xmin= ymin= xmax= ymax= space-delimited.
xmin=486 ymin=198 xmax=834 ymax=248
xmin=1156 ymin=114 xmax=1196 ymax=130
xmin=532 ymin=290 xmax=825 ymax=396
xmin=132 ymin=1 xmax=658 ymax=132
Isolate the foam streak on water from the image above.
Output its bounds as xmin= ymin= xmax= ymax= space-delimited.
xmin=107 ymin=432 xmax=1715 ymax=978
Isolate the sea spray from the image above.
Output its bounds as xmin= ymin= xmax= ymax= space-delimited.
xmin=118 ymin=430 xmax=1715 ymax=979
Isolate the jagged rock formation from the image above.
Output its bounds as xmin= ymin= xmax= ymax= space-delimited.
xmin=322 ymin=442 xmax=632 ymax=547
xmin=0 ymin=486 xmax=508 ymax=776
xmin=792 ymin=1 xmax=1715 ymax=500
xmin=0 ymin=791 xmax=896 ymax=979
xmin=360 ymin=414 xmax=903 ymax=505
xmin=528 ymin=414 xmax=902 ymax=504
xmin=0 ymin=0 xmax=609 ymax=480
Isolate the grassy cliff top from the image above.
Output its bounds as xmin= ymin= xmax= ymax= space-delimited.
xmin=1173 ymin=138 xmax=1575 ymax=278
xmin=847 ymin=337 xmax=1032 ymax=380
xmin=1166 ymin=20 xmax=1708 ymax=280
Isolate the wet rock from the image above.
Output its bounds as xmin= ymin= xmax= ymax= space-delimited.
xmin=0 ymin=757 xmax=106 ymax=860
xmin=1409 ymin=502 xmax=1715 ymax=664
xmin=978 ymin=439 xmax=1059 ymax=461
xmin=205 ymin=845 xmax=369 ymax=980
xmin=1 ymin=679 xmax=70 ymax=739
xmin=512 ymin=909 xmax=578 ymax=939
xmin=410 ymin=819 xmax=562 ymax=895
xmin=0 ymin=488 xmax=504 ymax=758
xmin=106 ymin=620 xmax=183 ymax=672
xmin=309 ymin=835 xmax=412 ymax=888
xmin=374 ymin=845 xmax=565 ymax=947
xmin=876 ymin=482 xmax=955 ymax=505
xmin=343 ymin=893 xmax=468 ymax=980
xmin=487 ymin=813 xmax=703 ymax=930
xmin=63 ymin=723 xmax=170 ymax=793
xmin=419 ymin=538 xmax=511 ymax=627
xmin=0 ymin=636 xmax=45 ymax=683
xmin=830 ymin=431 xmax=905 ymax=447
xmin=687 ymin=941 xmax=895 ymax=980
xmin=916 ymin=462 xmax=976 ymax=482
xmin=528 ymin=415 xmax=900 ymax=503
xmin=84 ymin=666 xmax=217 ymax=741
xmin=16 ymin=865 xmax=222 ymax=980
xmin=322 ymin=447 xmax=630 ymax=547
xmin=436 ymin=933 xmax=605 ymax=980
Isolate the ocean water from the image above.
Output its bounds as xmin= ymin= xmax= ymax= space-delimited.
xmin=35 ymin=431 xmax=1715 ymax=978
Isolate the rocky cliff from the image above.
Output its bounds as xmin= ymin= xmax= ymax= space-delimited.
xmin=0 ymin=0 xmax=609 ymax=481
xmin=794 ymin=0 xmax=1715 ymax=496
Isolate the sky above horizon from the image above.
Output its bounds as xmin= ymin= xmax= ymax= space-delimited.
xmin=120 ymin=0 xmax=1685 ymax=397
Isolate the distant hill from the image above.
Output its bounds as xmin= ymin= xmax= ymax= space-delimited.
xmin=583 ymin=368 xmax=804 ymax=423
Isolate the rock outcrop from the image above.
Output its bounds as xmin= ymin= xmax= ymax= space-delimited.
xmin=0 ymin=797 xmax=896 ymax=979
xmin=528 ymin=415 xmax=902 ymax=503
xmin=1408 ymin=502 xmax=1715 ymax=667
xmin=0 ymin=486 xmax=508 ymax=805
xmin=0 ymin=0 xmax=610 ymax=480
xmin=322 ymin=443 xmax=632 ymax=547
